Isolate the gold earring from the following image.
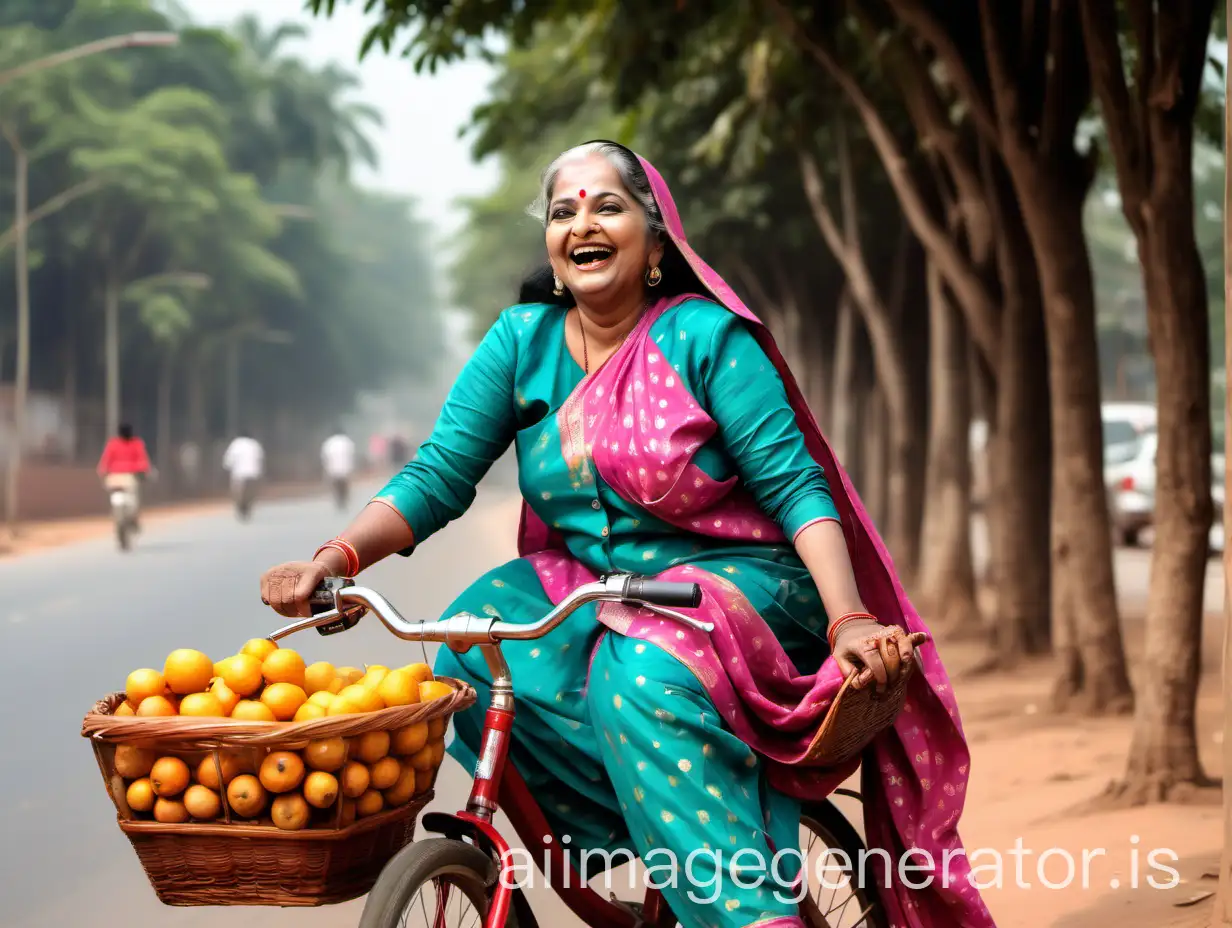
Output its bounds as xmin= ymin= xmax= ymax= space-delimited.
xmin=553 ymin=274 xmax=564 ymax=296
xmin=647 ymin=266 xmax=662 ymax=287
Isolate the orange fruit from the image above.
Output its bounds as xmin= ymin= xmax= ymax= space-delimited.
xmin=419 ymin=680 xmax=453 ymax=703
xmin=227 ymin=774 xmax=267 ymax=818
xmin=209 ymin=678 xmax=241 ymax=715
xmin=154 ymin=797 xmax=190 ymax=823
xmin=304 ymin=661 xmax=337 ymax=696
xmin=356 ymin=789 xmax=384 ymax=818
xmin=183 ymin=784 xmax=222 ymax=820
xmin=377 ymin=669 xmax=419 ymax=707
xmin=391 ymin=722 xmax=429 ymax=756
xmin=262 ymin=649 xmax=306 ymax=688
xmin=428 ymin=718 xmax=447 ymax=740
xmin=359 ymin=666 xmax=389 ymax=691
xmin=409 ymin=744 xmax=437 ymax=773
xmin=336 ymin=666 xmax=364 ymax=686
xmin=328 ymin=676 xmax=345 ymax=695
xmin=114 ymin=744 xmax=156 ymax=779
xmin=150 ymin=756 xmax=191 ymax=797
xmin=383 ymin=765 xmax=417 ymax=807
xmin=303 ymin=771 xmax=340 ymax=809
xmin=344 ymin=684 xmax=384 ymax=713
xmin=293 ymin=703 xmax=327 ymax=722
xmin=401 ymin=662 xmax=434 ymax=687
xmin=126 ymin=777 xmax=156 ymax=812
xmin=368 ymin=756 xmax=401 ymax=791
xmin=231 ymin=700 xmax=277 ymax=722
xmin=304 ymin=737 xmax=347 ymax=772
xmin=430 ymin=741 xmax=446 ymax=766
xmin=354 ymin=730 xmax=390 ymax=764
xmin=125 ymin=668 xmax=166 ymax=705
xmin=240 ymin=638 xmax=278 ymax=662
xmin=271 ymin=793 xmax=311 ymax=831
xmin=164 ymin=649 xmax=213 ymax=695
xmin=136 ymin=695 xmax=178 ymax=717
xmin=114 ymin=700 xmax=137 ymax=717
xmin=196 ymin=753 xmax=245 ymax=790
xmin=179 ymin=692 xmax=227 ymax=717
xmin=217 ymin=654 xmax=264 ymax=696
xmin=308 ymin=690 xmax=336 ymax=709
xmin=339 ymin=798 xmax=357 ymax=827
xmin=340 ymin=761 xmax=370 ymax=798
xmin=259 ymin=751 xmax=305 ymax=793
xmin=327 ymin=694 xmax=364 ymax=716
xmin=260 ymin=682 xmax=307 ymax=721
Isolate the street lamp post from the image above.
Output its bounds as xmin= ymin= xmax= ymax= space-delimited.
xmin=0 ymin=30 xmax=178 ymax=533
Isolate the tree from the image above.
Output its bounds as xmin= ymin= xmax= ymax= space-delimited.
xmin=1079 ymin=0 xmax=1218 ymax=800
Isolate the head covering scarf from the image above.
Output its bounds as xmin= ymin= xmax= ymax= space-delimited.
xmin=517 ymin=144 xmax=995 ymax=928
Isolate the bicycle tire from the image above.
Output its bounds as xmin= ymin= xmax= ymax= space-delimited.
xmin=359 ymin=838 xmax=516 ymax=928
xmin=799 ymin=800 xmax=889 ymax=928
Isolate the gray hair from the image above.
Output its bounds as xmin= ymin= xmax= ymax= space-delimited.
xmin=528 ymin=141 xmax=665 ymax=234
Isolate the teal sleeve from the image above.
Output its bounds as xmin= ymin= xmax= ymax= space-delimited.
xmin=701 ymin=313 xmax=840 ymax=540
xmin=372 ymin=313 xmax=519 ymax=551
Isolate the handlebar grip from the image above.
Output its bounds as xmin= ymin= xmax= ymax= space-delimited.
xmin=309 ymin=577 xmax=365 ymax=635
xmin=626 ymin=579 xmax=703 ymax=608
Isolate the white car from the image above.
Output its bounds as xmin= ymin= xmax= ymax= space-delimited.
xmin=1105 ymin=430 xmax=1224 ymax=555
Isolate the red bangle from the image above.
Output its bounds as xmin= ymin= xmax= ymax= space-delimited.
xmin=314 ymin=538 xmax=360 ymax=577
xmin=827 ymin=612 xmax=878 ymax=649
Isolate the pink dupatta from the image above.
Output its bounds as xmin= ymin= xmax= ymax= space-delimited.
xmin=516 ymin=150 xmax=995 ymax=928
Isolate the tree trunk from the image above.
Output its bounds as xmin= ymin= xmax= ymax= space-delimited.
xmin=103 ymin=261 xmax=121 ymax=439
xmin=863 ymin=384 xmax=889 ymax=528
xmin=917 ymin=259 xmax=980 ymax=631
xmin=1113 ymin=117 xmax=1213 ymax=804
xmin=62 ymin=322 xmax=78 ymax=463
xmin=985 ymin=174 xmax=1054 ymax=661
xmin=1009 ymin=159 xmax=1131 ymax=713
xmin=830 ymin=289 xmax=858 ymax=465
xmin=156 ymin=349 xmax=174 ymax=479
xmin=3 ymin=137 xmax=28 ymax=530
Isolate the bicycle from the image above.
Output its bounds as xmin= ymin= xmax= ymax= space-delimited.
xmin=269 ymin=574 xmax=892 ymax=928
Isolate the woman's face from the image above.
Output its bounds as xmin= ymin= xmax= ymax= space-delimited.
xmin=546 ymin=154 xmax=664 ymax=310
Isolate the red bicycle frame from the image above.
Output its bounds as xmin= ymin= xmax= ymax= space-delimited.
xmin=420 ymin=643 xmax=675 ymax=928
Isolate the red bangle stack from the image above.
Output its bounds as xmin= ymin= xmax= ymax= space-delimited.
xmin=314 ymin=537 xmax=360 ymax=578
xmin=827 ymin=611 xmax=878 ymax=650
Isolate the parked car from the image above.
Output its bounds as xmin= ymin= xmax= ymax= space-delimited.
xmin=1104 ymin=429 xmax=1224 ymax=555
xmin=1101 ymin=401 xmax=1157 ymax=450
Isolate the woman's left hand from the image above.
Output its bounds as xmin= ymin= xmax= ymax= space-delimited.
xmin=832 ymin=620 xmax=926 ymax=692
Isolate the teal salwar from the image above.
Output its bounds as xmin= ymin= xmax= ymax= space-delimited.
xmin=376 ymin=299 xmax=842 ymax=928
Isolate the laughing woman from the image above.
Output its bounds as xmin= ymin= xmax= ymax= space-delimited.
xmin=261 ymin=141 xmax=995 ymax=928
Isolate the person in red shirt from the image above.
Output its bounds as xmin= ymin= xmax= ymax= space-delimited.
xmin=97 ymin=423 xmax=152 ymax=527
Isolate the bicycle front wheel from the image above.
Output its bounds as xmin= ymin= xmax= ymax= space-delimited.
xmin=359 ymin=838 xmax=506 ymax=928
xmin=798 ymin=800 xmax=889 ymax=928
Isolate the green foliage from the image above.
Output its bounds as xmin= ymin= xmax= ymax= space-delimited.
xmin=0 ymin=1 xmax=443 ymax=463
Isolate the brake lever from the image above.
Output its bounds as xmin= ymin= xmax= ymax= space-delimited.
xmin=623 ymin=601 xmax=714 ymax=634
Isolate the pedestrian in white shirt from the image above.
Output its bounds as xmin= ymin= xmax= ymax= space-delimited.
xmin=222 ymin=432 xmax=264 ymax=521
xmin=321 ymin=429 xmax=357 ymax=510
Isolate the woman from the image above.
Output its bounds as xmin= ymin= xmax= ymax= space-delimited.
xmin=262 ymin=141 xmax=994 ymax=928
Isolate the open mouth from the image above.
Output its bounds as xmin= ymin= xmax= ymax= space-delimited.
xmin=570 ymin=245 xmax=615 ymax=270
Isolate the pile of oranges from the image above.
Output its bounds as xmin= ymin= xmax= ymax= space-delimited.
xmin=110 ymin=638 xmax=453 ymax=830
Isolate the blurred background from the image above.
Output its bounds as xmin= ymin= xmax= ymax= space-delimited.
xmin=1 ymin=1 xmax=1230 ymax=927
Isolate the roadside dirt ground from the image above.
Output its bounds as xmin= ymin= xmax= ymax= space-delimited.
xmin=938 ymin=608 xmax=1225 ymax=928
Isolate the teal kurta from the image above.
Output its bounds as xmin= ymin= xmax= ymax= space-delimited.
xmin=376 ymin=298 xmax=841 ymax=928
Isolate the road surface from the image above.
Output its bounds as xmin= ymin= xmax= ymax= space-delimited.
xmin=2 ymin=468 xmax=1223 ymax=927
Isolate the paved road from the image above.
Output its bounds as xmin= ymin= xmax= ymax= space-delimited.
xmin=3 ymin=472 xmax=1223 ymax=928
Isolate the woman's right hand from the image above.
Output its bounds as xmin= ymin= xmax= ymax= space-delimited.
xmin=260 ymin=560 xmax=329 ymax=618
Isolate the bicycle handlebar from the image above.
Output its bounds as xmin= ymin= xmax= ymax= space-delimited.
xmin=266 ymin=573 xmax=711 ymax=649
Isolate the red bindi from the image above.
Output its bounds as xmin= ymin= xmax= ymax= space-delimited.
xmin=578 ymin=189 xmax=586 ymax=199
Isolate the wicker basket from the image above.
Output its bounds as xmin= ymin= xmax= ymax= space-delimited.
xmin=81 ymin=677 xmax=476 ymax=907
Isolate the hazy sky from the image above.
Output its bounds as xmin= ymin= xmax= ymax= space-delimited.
xmin=176 ymin=0 xmax=500 ymax=248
